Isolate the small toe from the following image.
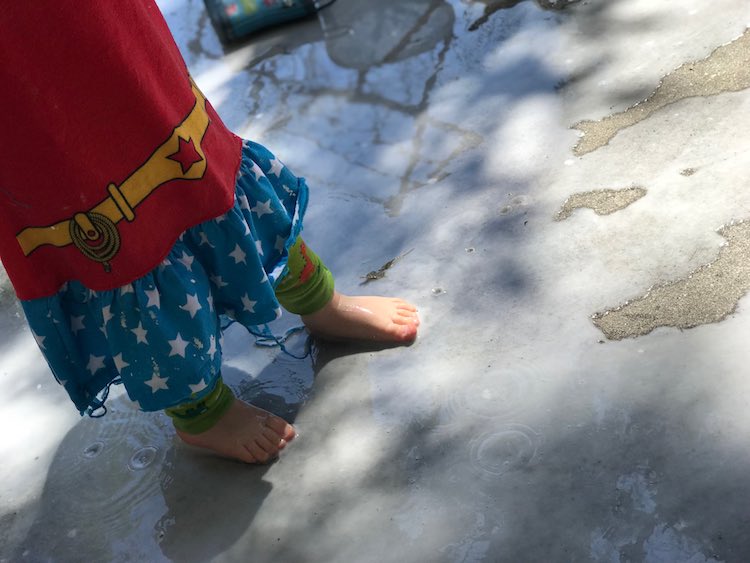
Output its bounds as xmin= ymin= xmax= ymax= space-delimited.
xmin=263 ymin=427 xmax=288 ymax=449
xmin=393 ymin=312 xmax=420 ymax=327
xmin=266 ymin=416 xmax=295 ymax=440
xmin=397 ymin=324 xmax=418 ymax=341
xmin=247 ymin=442 xmax=272 ymax=463
xmin=396 ymin=310 xmax=419 ymax=322
xmin=239 ymin=445 xmax=259 ymax=464
xmin=256 ymin=435 xmax=281 ymax=455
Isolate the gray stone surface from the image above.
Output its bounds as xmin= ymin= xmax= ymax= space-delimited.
xmin=3 ymin=0 xmax=750 ymax=561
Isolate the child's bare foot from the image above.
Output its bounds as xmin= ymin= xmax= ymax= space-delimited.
xmin=175 ymin=397 xmax=296 ymax=464
xmin=301 ymin=291 xmax=419 ymax=343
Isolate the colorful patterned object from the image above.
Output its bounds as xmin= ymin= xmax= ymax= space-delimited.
xmin=204 ymin=0 xmax=318 ymax=43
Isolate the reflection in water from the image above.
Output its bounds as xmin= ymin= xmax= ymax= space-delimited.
xmin=468 ymin=0 xmax=580 ymax=32
xmin=234 ymin=0 xmax=484 ymax=216
xmin=322 ymin=0 xmax=454 ymax=69
xmin=169 ymin=0 xmax=577 ymax=219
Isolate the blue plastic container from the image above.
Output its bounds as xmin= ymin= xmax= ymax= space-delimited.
xmin=204 ymin=0 xmax=318 ymax=44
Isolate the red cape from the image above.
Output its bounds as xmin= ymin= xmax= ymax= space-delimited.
xmin=0 ymin=2 xmax=241 ymax=300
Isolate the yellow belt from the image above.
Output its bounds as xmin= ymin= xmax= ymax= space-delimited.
xmin=17 ymin=80 xmax=210 ymax=271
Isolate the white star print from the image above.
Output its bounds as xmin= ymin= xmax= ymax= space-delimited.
xmin=145 ymin=373 xmax=169 ymax=393
xmin=229 ymin=244 xmax=247 ymax=264
xmin=243 ymin=222 xmax=251 ymax=236
xmin=215 ymin=213 xmax=227 ymax=223
xmin=251 ymin=199 xmax=273 ymax=218
xmin=238 ymin=193 xmax=252 ymax=211
xmin=255 ymin=239 xmax=264 ymax=256
xmin=189 ymin=380 xmax=208 ymax=394
xmin=241 ymin=294 xmax=257 ymax=313
xmin=131 ymin=323 xmax=148 ymax=344
xmin=87 ymin=355 xmax=106 ymax=374
xmin=207 ymin=294 xmax=214 ymax=312
xmin=282 ymin=184 xmax=294 ymax=196
xmin=210 ymin=275 xmax=229 ymax=288
xmin=177 ymin=251 xmax=194 ymax=270
xmin=120 ymin=284 xmax=134 ymax=295
xmin=181 ymin=293 xmax=202 ymax=318
xmin=274 ymin=307 xmax=282 ymax=319
xmin=145 ymin=289 xmax=161 ymax=309
xmin=102 ymin=305 xmax=113 ymax=324
xmin=207 ymin=335 xmax=217 ymax=359
xmin=268 ymin=157 xmax=284 ymax=177
xmin=198 ymin=231 xmax=214 ymax=248
xmin=260 ymin=271 xmax=269 ymax=284
xmin=70 ymin=315 xmax=86 ymax=334
xmin=113 ymin=354 xmax=129 ymax=372
xmin=251 ymin=163 xmax=264 ymax=181
xmin=168 ymin=334 xmax=189 ymax=358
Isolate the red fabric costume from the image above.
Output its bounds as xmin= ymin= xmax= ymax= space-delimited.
xmin=0 ymin=2 xmax=241 ymax=300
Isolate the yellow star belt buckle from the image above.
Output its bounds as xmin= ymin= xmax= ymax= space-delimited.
xmin=16 ymin=79 xmax=211 ymax=272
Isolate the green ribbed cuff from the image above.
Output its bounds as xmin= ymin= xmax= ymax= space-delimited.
xmin=275 ymin=238 xmax=335 ymax=315
xmin=165 ymin=378 xmax=234 ymax=435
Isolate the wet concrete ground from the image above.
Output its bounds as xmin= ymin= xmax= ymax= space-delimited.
xmin=3 ymin=0 xmax=750 ymax=561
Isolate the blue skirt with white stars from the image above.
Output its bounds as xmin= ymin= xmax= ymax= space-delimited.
xmin=21 ymin=140 xmax=308 ymax=416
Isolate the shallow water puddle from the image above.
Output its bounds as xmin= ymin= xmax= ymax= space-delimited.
xmin=468 ymin=0 xmax=580 ymax=31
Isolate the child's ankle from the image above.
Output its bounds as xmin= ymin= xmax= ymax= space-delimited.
xmin=165 ymin=378 xmax=235 ymax=435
